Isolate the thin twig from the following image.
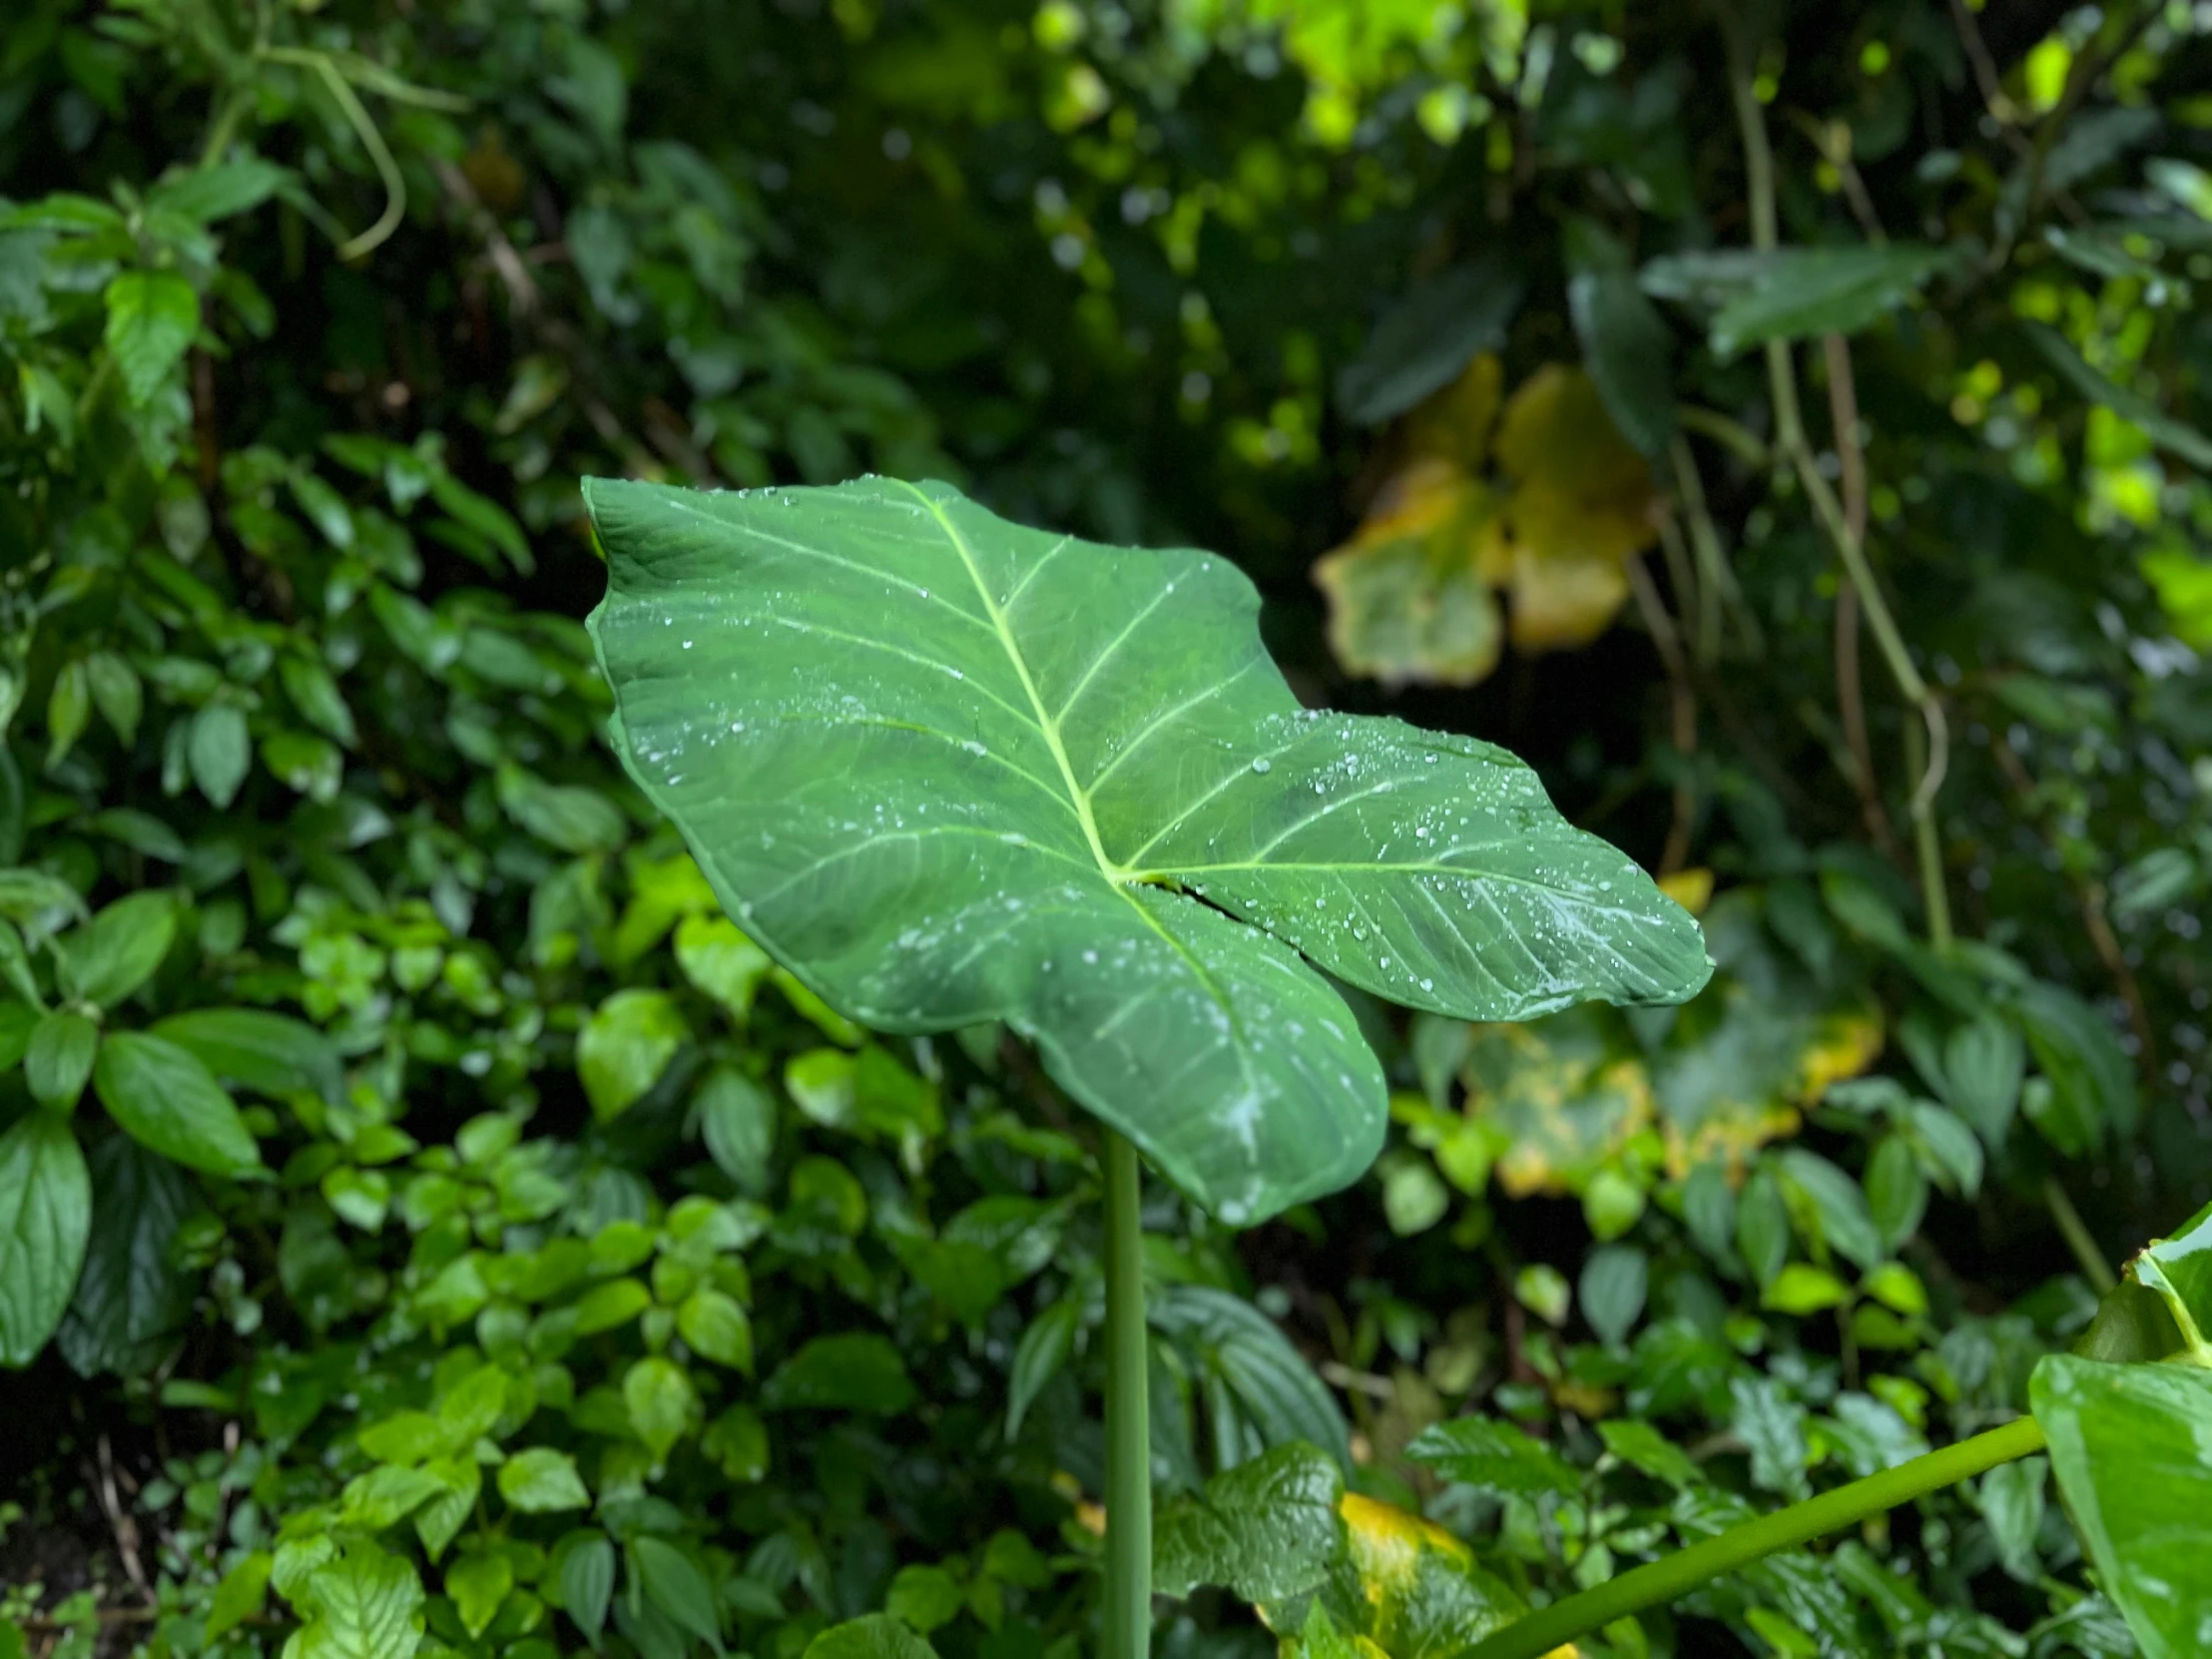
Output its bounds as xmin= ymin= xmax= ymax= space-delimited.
xmin=265 ymin=49 xmax=410 ymax=261
xmin=431 ymin=157 xmax=539 ymax=314
xmin=1726 ymin=24 xmax=1949 ymax=945
xmin=1668 ymin=438 xmax=1759 ymax=661
xmin=2043 ymin=1178 xmax=2118 ymax=1295
xmin=1986 ymin=735 xmax=2158 ymax=1071
xmin=1319 ymin=1360 xmax=1398 ymax=1400
xmin=1788 ymin=113 xmax=1886 ymax=244
xmin=1945 ymin=0 xmax=2030 ymax=137
xmin=1823 ymin=333 xmax=1898 ymax=855
xmin=93 ymin=1435 xmax=151 ymax=1598
xmin=1626 ymin=556 xmax=1699 ymax=875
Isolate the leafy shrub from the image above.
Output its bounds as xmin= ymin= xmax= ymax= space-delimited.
xmin=3 ymin=4 xmax=2211 ymax=1659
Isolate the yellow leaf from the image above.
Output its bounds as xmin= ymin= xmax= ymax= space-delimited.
xmin=1314 ymin=461 xmax=1505 ymax=687
xmin=1657 ymin=867 xmax=1715 ymax=914
xmin=1490 ymin=365 xmax=1657 ymax=652
xmin=1505 ymin=544 xmax=1632 ymax=652
xmin=1460 ymin=1012 xmax=1655 ymax=1199
xmin=1791 ymin=1007 xmax=1885 ymax=1103
xmin=1494 ymin=364 xmax=1650 ymax=501
xmin=1403 ymin=353 xmax=1504 ymax=467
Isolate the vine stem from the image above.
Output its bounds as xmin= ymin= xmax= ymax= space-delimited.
xmin=1101 ymin=1131 xmax=1151 ymax=1659
xmin=1722 ymin=10 xmax=1950 ymax=947
xmin=2044 ymin=1178 xmax=2119 ymax=1295
xmin=1463 ymin=1416 xmax=2048 ymax=1659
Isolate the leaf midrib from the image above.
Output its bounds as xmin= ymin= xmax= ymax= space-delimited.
xmin=898 ymin=481 xmax=1241 ymax=1017
xmin=898 ymin=480 xmax=1125 ymax=884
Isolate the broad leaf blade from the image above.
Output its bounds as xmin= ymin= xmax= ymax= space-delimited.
xmin=1153 ymin=1439 xmax=1346 ymax=1602
xmin=0 ymin=1113 xmax=91 ymax=1368
xmin=585 ymin=476 xmax=1708 ymax=1223
xmin=1717 ymin=246 xmax=1952 ymax=357
xmin=2032 ymin=1355 xmax=2212 ymax=1659
xmin=1336 ymin=258 xmax=1525 ymax=427
xmin=57 ymin=1134 xmax=201 ymax=1378
xmin=2128 ymin=1198 xmax=2212 ymax=1361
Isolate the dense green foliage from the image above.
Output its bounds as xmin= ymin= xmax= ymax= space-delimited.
xmin=3 ymin=3 xmax=2212 ymax=1659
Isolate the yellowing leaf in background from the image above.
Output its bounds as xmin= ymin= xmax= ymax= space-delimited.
xmin=1492 ymin=365 xmax=1658 ymax=651
xmin=1316 ymin=356 xmax=1660 ymax=685
xmin=1312 ymin=458 xmax=1504 ymax=687
xmin=1457 ymin=1009 xmax=1655 ymax=1199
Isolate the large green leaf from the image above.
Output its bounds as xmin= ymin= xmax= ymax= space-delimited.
xmin=2026 ymin=321 xmax=2212 ymax=471
xmin=150 ymin=1007 xmax=344 ymax=1103
xmin=284 ymin=1540 xmax=425 ymax=1659
xmin=93 ymin=1031 xmax=264 ymax=1177
xmin=1336 ymin=258 xmax=1525 ymax=427
xmin=585 ymin=477 xmax=1707 ymax=1223
xmin=0 ymin=1113 xmax=90 ymax=1367
xmin=2129 ymin=1198 xmax=2212 ymax=1363
xmin=1154 ymin=1440 xmax=1346 ymax=1602
xmin=1264 ymin=1493 xmax=1528 ymax=1659
xmin=2032 ymin=1355 xmax=2212 ymax=1659
xmin=57 ymin=1134 xmax=201 ymax=1378
xmin=1642 ymin=245 xmax=1952 ymax=360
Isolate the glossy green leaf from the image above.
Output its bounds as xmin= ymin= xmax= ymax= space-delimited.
xmin=25 ymin=1009 xmax=97 ymax=1105
xmin=1154 ymin=1439 xmax=1347 ymax=1602
xmin=188 ymin=705 xmax=251 ymax=808
xmin=676 ymin=1287 xmax=754 ymax=1371
xmin=622 ymin=1356 xmax=697 ymax=1457
xmin=1596 ymin=1419 xmax=1701 ymax=1487
xmin=1151 ymin=1285 xmax=1351 ymax=1467
xmin=1336 ymin=259 xmax=1525 ymax=426
xmin=1404 ymin=1415 xmax=1577 ymax=1500
xmin=283 ymin=1541 xmax=425 ymax=1659
xmin=2015 ymin=981 xmax=2136 ymax=1154
xmin=762 ymin=1333 xmax=916 ymax=1413
xmin=697 ymin=1066 xmax=776 ymax=1194
xmin=803 ymin=1614 xmax=939 ymax=1659
xmin=632 ymin=1537 xmax=724 ymax=1657
xmin=445 ymin=1550 xmax=513 ymax=1639
xmin=1271 ymin=1494 xmax=1527 ymax=1659
xmin=104 ymin=270 xmax=200 ymax=404
xmin=1578 ymin=1243 xmax=1648 ymax=1346
xmin=151 ymin=1007 xmax=343 ymax=1102
xmin=498 ymin=1447 xmax=590 ymax=1512
xmin=57 ymin=1134 xmax=199 ymax=1378
xmin=206 ymin=1552 xmax=273 ymax=1643
xmin=58 ymin=890 xmax=176 ymax=1007
xmin=884 ymin=1567 xmax=964 ymax=1634
xmin=2027 ymin=321 xmax=2212 ymax=470
xmin=1568 ymin=267 xmax=1676 ymax=458
xmin=1940 ymin=1014 xmax=2025 ymax=1147
xmin=94 ymin=1032 xmax=264 ymax=1177
xmin=2032 ymin=1355 xmax=2212 ymax=1659
xmin=585 ymin=476 xmax=1706 ymax=1223
xmin=556 ymin=1531 xmax=616 ymax=1648
xmin=1006 ymin=1294 xmax=1081 ymax=1438
xmin=1979 ymin=1454 xmax=2048 ymax=1583
xmin=1694 ymin=245 xmax=1952 ymax=358
xmin=1777 ymin=1148 xmax=1884 ymax=1271
xmin=578 ymin=988 xmax=688 ymax=1120
xmin=0 ymin=1114 xmax=90 ymax=1367
xmin=150 ymin=157 xmax=289 ymax=223
xmin=2130 ymin=1198 xmax=2212 ymax=1361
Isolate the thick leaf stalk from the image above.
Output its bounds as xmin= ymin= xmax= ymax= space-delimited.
xmin=1462 ymin=1415 xmax=2048 ymax=1659
xmin=1102 ymin=1131 xmax=1151 ymax=1659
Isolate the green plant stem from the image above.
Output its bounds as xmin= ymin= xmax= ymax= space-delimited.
xmin=2044 ymin=1177 xmax=2119 ymax=1295
xmin=1722 ymin=11 xmax=1950 ymax=948
xmin=1463 ymin=1415 xmax=2048 ymax=1659
xmin=1101 ymin=1130 xmax=1151 ymax=1659
xmin=1902 ymin=710 xmax=1955 ymax=948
